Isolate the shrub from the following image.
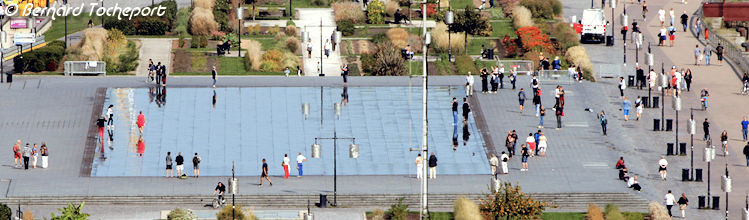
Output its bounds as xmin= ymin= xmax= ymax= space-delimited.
xmin=551 ymin=22 xmax=579 ymax=51
xmin=216 ymin=205 xmax=246 ymax=220
xmin=431 ymin=23 xmax=466 ymax=54
xmin=167 ymin=208 xmax=198 ymax=220
xmin=422 ymin=3 xmax=438 ymax=18
xmin=268 ymin=25 xmax=281 ymax=35
xmin=407 ymin=34 xmax=423 ymax=53
xmin=454 ymin=197 xmax=481 ymax=220
xmin=50 ymin=202 xmax=90 ymax=220
xmin=244 ymin=39 xmax=262 ymax=71
xmin=194 ymin=0 xmax=215 ymax=9
xmin=79 ymin=28 xmax=108 ymax=59
xmin=516 ymin=26 xmax=553 ymax=53
xmin=213 ymin=0 xmax=234 ymax=32
xmin=479 ymin=182 xmax=549 ymax=219
xmin=370 ymin=208 xmax=385 ymax=220
xmin=247 ymin=24 xmax=261 ymax=35
xmin=455 ymin=55 xmax=478 ymax=75
xmin=511 ymin=6 xmax=534 ymax=29
xmin=286 ymin=37 xmax=301 ymax=54
xmin=118 ymin=41 xmax=140 ymax=72
xmin=286 ymin=20 xmax=296 ymax=26
xmin=371 ymin=32 xmax=388 ymax=44
xmin=360 ymin=53 xmax=376 ymax=74
xmin=332 ymin=2 xmax=366 ymax=24
xmin=385 ymin=197 xmax=409 ymax=220
xmin=565 ymin=45 xmax=593 ymax=80
xmin=502 ymin=35 xmax=520 ymax=57
xmin=281 ymin=51 xmax=300 ymax=69
xmin=367 ymin=0 xmax=386 ymax=24
xmin=386 ymin=28 xmax=410 ymax=48
xmin=337 ymin=19 xmax=355 ymax=36
xmin=135 ymin=16 xmax=169 ymax=35
xmin=604 ymin=204 xmax=625 ymax=220
xmin=648 ymin=202 xmax=670 ymax=220
xmin=175 ymin=7 xmax=191 ymax=35
xmin=22 ymin=210 xmax=32 ymax=220
xmin=519 ymin=0 xmax=561 ymax=19
xmin=179 ymin=35 xmax=186 ymax=48
xmin=0 ymin=203 xmax=11 ymax=220
xmin=103 ymin=18 xmax=136 ymax=34
xmin=285 ymin=25 xmax=298 ymax=37
xmin=16 ymin=41 xmax=66 ymax=72
xmin=586 ymin=204 xmax=604 ymax=220
xmin=311 ymin=0 xmax=329 ymax=6
xmin=260 ymin=49 xmax=284 ymax=72
xmin=190 ymin=7 xmax=219 ymax=36
xmin=385 ymin=0 xmax=399 ymax=17
xmin=499 ymin=0 xmax=520 ymax=15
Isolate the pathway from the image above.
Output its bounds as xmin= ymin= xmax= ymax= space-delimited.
xmin=296 ymin=8 xmax=343 ymax=77
xmin=135 ymin=38 xmax=175 ymax=77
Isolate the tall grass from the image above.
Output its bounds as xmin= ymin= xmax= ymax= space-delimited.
xmin=190 ymin=7 xmax=219 ymax=36
xmin=431 ymin=23 xmax=466 ymax=54
xmin=386 ymin=28 xmax=410 ymax=48
xmin=586 ymin=204 xmax=604 ymax=220
xmin=565 ymin=45 xmax=594 ymax=80
xmin=453 ymin=197 xmax=482 ymax=220
xmin=332 ymin=2 xmax=366 ymax=23
xmin=648 ymin=202 xmax=671 ymax=220
xmin=512 ymin=6 xmax=534 ymax=29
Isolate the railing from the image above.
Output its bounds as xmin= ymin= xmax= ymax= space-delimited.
xmin=693 ymin=6 xmax=749 ymax=77
xmin=64 ymin=61 xmax=106 ymax=76
xmin=496 ymin=60 xmax=534 ymax=75
xmin=1 ymin=36 xmax=46 ymax=60
xmin=538 ymin=70 xmax=575 ymax=84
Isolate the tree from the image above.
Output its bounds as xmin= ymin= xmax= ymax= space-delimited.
xmin=450 ymin=6 xmax=491 ymax=54
xmin=372 ymin=42 xmax=407 ymax=76
xmin=50 ymin=202 xmax=90 ymax=220
xmin=479 ymin=182 xmax=549 ymax=220
xmin=0 ymin=203 xmax=11 ymax=220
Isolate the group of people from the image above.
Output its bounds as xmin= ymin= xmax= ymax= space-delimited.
xmin=501 ymin=129 xmax=550 ymax=172
xmin=414 ymin=152 xmax=439 ymax=179
xmin=12 ymin=140 xmax=49 ymax=169
xmin=614 ymin=157 xmax=642 ymax=192
xmin=147 ymin=59 xmax=168 ymax=86
xmin=165 ymin=152 xmax=201 ymax=178
xmin=479 ymin=65 xmax=517 ymax=93
xmin=517 ymin=76 xmax=566 ymax=129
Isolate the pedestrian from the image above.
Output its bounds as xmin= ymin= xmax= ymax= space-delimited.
xmin=296 ymin=152 xmax=306 ymax=177
xmin=40 ymin=142 xmax=48 ymax=168
xmin=669 ymin=8 xmax=675 ymax=26
xmin=96 ymin=115 xmax=106 ymax=141
xmin=282 ymin=154 xmax=290 ymax=179
xmin=668 ymin=25 xmax=675 ymax=47
xmin=296 ymin=65 xmax=302 ymax=76
xmin=678 ymin=193 xmax=689 ymax=218
xmin=500 ymin=151 xmax=509 ymax=174
xmin=106 ymin=105 xmax=114 ymax=129
xmin=665 ymin=190 xmax=675 ymax=217
xmin=703 ymin=118 xmax=710 ymax=141
xmin=192 ymin=153 xmax=201 ymax=178
xmin=462 ymin=97 xmax=471 ymax=122
xmin=642 ymin=1 xmax=648 ymax=20
xmin=635 ymin=66 xmax=645 ymax=89
xmin=451 ymin=98 xmax=458 ymax=125
xmin=490 ymin=71 xmax=499 ymax=93
xmin=284 ymin=67 xmax=290 ymax=77
xmin=518 ymin=88 xmax=527 ymax=114
xmin=635 ymin=96 xmax=643 ymax=120
xmin=480 ymin=69 xmax=489 ymax=93
xmin=555 ymin=103 xmax=563 ymax=129
xmin=174 ymin=152 xmax=184 ymax=177
xmin=324 ymin=39 xmax=331 ymax=58
xmin=684 ymin=69 xmax=693 ymax=91
xmin=658 ymin=8 xmax=665 ymax=27
xmin=537 ymin=132 xmax=547 ymax=156
xmin=160 ymin=63 xmax=167 ymax=86
xmin=693 ymin=45 xmax=702 ymax=65
xmin=155 ymin=62 xmax=162 ymax=85
xmin=621 ymin=25 xmax=628 ymax=42
xmin=260 ymin=158 xmax=273 ymax=186
xmin=489 ymin=154 xmax=498 ymax=177
xmin=498 ymin=65 xmax=505 ymax=89
xmin=658 ymin=156 xmax=668 ymax=180
xmin=31 ymin=144 xmax=38 ymax=168
xmin=13 ymin=140 xmax=21 ymax=168
xmin=743 ymin=142 xmax=749 ymax=166
xmin=530 ymin=75 xmax=539 ymax=94
xmin=533 ymin=89 xmax=542 ymax=117
xmin=538 ymin=105 xmax=545 ymax=128
xmin=704 ymin=43 xmax=713 ymax=65
xmin=505 ymin=131 xmax=515 ymax=157
xmin=520 ymin=144 xmax=529 ymax=171
xmin=211 ymin=66 xmax=217 ymax=88
xmin=331 ymin=32 xmax=337 ymax=51
xmin=137 ymin=111 xmax=146 ymax=134
xmin=428 ymin=152 xmax=437 ymax=179
xmin=510 ymin=69 xmax=517 ymax=89
xmin=306 ymin=39 xmax=313 ymax=58
xmin=680 ymin=11 xmax=688 ymax=32
xmin=741 ymin=116 xmax=749 ymax=141
xmin=165 ymin=152 xmax=173 ymax=178
xmin=695 ymin=18 xmax=702 ymax=38
xmin=716 ymin=43 xmax=724 ymax=64
xmin=416 ymin=153 xmax=424 ymax=179
xmin=526 ymin=133 xmax=536 ymax=156
xmin=599 ymin=110 xmax=608 ymax=135
xmin=618 ymin=77 xmax=626 ymax=97
xmin=22 ymin=143 xmax=31 ymax=169
xmin=721 ymin=130 xmax=729 ymax=156
xmin=465 ymin=72 xmax=474 ymax=96
xmin=341 ymin=64 xmax=349 ymax=84
xmin=622 ymin=96 xmax=631 ymax=121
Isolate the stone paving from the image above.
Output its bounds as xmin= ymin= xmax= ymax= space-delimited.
xmin=297 ymin=8 xmax=343 ymax=77
xmin=136 ymin=38 xmax=175 ymax=77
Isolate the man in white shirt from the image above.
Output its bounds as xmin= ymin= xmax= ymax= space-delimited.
xmin=283 ymin=154 xmax=291 ymax=179
xmin=296 ymin=152 xmax=307 ymax=177
xmin=658 ymin=8 xmax=666 ymax=27
xmin=500 ymin=151 xmax=509 ymax=174
xmin=489 ymin=154 xmax=498 ymax=177
xmin=465 ymin=72 xmax=475 ymax=97
xmin=649 ymin=69 xmax=657 ymax=89
xmin=415 ymin=154 xmax=424 ymax=179
xmin=664 ymin=190 xmax=676 ymax=217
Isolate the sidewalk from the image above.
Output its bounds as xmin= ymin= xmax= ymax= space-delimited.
xmin=296 ymin=8 xmax=343 ymax=77
xmin=135 ymin=38 xmax=175 ymax=77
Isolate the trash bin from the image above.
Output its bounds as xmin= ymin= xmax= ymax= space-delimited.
xmin=654 ymin=119 xmax=661 ymax=131
xmin=628 ymin=75 xmax=635 ymax=87
xmin=606 ymin=36 xmax=615 ymax=46
xmin=317 ymin=194 xmax=328 ymax=208
xmin=679 ymin=143 xmax=687 ymax=156
xmin=666 ymin=143 xmax=675 ymax=155
xmin=642 ymin=96 xmax=650 ymax=108
xmin=695 ymin=169 xmax=703 ymax=182
xmin=682 ymin=168 xmax=689 ymax=181
xmin=712 ymin=196 xmax=720 ymax=210
xmin=652 ymin=96 xmax=660 ymax=108
xmin=665 ymin=119 xmax=673 ymax=131
xmin=698 ymin=196 xmax=706 ymax=209
xmin=6 ymin=73 xmax=11 ymax=83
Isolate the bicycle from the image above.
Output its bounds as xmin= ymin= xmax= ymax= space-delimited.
xmin=740 ymin=82 xmax=749 ymax=95
xmin=212 ymin=194 xmax=226 ymax=209
xmin=700 ymin=96 xmax=708 ymax=110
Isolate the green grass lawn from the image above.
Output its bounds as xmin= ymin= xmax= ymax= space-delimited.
xmin=43 ymin=14 xmax=101 ymax=42
xmin=467 ymin=38 xmax=489 ymax=55
xmin=406 ymin=60 xmax=424 ymax=76
xmin=542 ymin=212 xmax=645 ymax=220
xmin=491 ymin=20 xmax=515 ymax=38
xmin=451 ymin=0 xmax=475 ymax=10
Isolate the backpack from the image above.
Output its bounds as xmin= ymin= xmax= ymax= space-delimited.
xmin=193 ymin=156 xmax=201 ymax=164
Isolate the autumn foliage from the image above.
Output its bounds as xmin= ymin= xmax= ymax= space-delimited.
xmin=479 ymin=182 xmax=549 ymax=219
xmin=515 ymin=26 xmax=553 ymax=54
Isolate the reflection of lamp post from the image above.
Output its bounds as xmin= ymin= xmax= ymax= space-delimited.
xmin=661 ymin=62 xmax=665 ymax=130
xmin=312 ymin=130 xmax=357 ymax=207
xmin=722 ymin=164 xmax=731 ymax=220
xmin=689 ymin=108 xmax=695 ymax=180
xmin=705 ymin=138 xmax=715 ymax=208
xmin=446 ymin=10 xmax=453 ymax=62
xmin=674 ymin=88 xmax=680 ymax=155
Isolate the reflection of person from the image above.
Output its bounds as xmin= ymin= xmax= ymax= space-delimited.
xmin=137 ymin=111 xmax=146 ymax=134
xmin=137 ymin=137 xmax=145 ymax=157
xmin=462 ymin=123 xmax=470 ymax=145
xmin=212 ymin=88 xmax=217 ymax=109
xmin=341 ymin=86 xmax=349 ymax=106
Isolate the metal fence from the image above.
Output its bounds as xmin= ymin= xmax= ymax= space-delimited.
xmin=537 ymin=70 xmax=575 ymax=84
xmin=694 ymin=6 xmax=749 ymax=77
xmin=1 ymin=36 xmax=47 ymax=60
xmin=64 ymin=61 xmax=106 ymax=76
xmin=496 ymin=60 xmax=534 ymax=75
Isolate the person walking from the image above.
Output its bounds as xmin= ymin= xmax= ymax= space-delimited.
xmin=175 ymin=152 xmax=184 ymax=177
xmin=306 ymin=39 xmax=313 ymax=58
xmin=716 ymin=43 xmax=724 ymax=64
xmin=510 ymin=69 xmax=517 ymax=89
xmin=622 ymin=96 xmax=631 ymax=121
xmin=599 ymin=110 xmax=608 ymax=135
xmin=538 ymin=105 xmax=545 ymax=128
xmin=678 ymin=193 xmax=689 ymax=218
xmin=741 ymin=117 xmax=749 ymax=141
xmin=684 ymin=69 xmax=693 ymax=91
xmin=40 ymin=142 xmax=48 ymax=168
xmin=694 ymin=45 xmax=702 ymax=65
xmin=490 ymin=71 xmax=499 ymax=93
xmin=721 ymin=130 xmax=729 ymax=156
xmin=743 ymin=142 xmax=749 ymax=166
xmin=526 ymin=133 xmax=536 ymax=156
xmin=13 ymin=140 xmax=21 ymax=168
xmin=428 ymin=152 xmax=438 ymax=179
xmin=480 ymin=69 xmax=489 ymax=93
xmin=658 ymin=156 xmax=668 ymax=180
xmin=618 ymin=77 xmax=626 ymax=97
xmin=211 ymin=66 xmax=217 ymax=88
xmin=533 ymin=89 xmax=542 ymax=117
xmin=415 ymin=153 xmax=424 ymax=179
xmin=451 ymin=98 xmax=459 ymax=125
xmin=498 ymin=65 xmax=505 ymax=89
xmin=505 ymin=131 xmax=515 ymax=157
xmin=462 ymin=97 xmax=471 ymax=122
xmin=282 ymin=154 xmax=290 ymax=179
xmin=106 ymin=105 xmax=114 ymax=129
xmin=537 ymin=132 xmax=547 ymax=156
xmin=703 ymin=118 xmax=710 ymax=141
xmin=137 ymin=111 xmax=146 ymax=134
xmin=658 ymin=8 xmax=666 ymax=27
xmin=500 ymin=151 xmax=509 ymax=174
xmin=22 ymin=143 xmax=31 ymax=170
xmin=704 ymin=43 xmax=713 ymax=66
xmin=665 ymin=190 xmax=676 ymax=217
xmin=341 ymin=64 xmax=349 ymax=84
xmin=165 ymin=152 xmax=173 ymax=178
xmin=296 ymin=152 xmax=306 ymax=177
xmin=635 ymin=96 xmax=643 ymax=121
xmin=489 ymin=154 xmax=498 ymax=177
xmin=555 ymin=103 xmax=563 ymax=129
xmin=324 ymin=39 xmax=331 ymax=59
xmin=31 ymin=144 xmax=38 ymax=168
xmin=520 ymin=144 xmax=529 ymax=171
xmin=680 ymin=11 xmax=688 ymax=32
xmin=260 ymin=158 xmax=273 ymax=186
xmin=669 ymin=8 xmax=675 ymax=26
xmin=518 ymin=88 xmax=527 ymax=114
xmin=192 ymin=153 xmax=201 ymax=178
xmin=465 ymin=72 xmax=474 ymax=96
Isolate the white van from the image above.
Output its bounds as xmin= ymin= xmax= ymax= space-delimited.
xmin=581 ymin=9 xmax=607 ymax=43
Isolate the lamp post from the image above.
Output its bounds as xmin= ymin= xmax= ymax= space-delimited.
xmin=647 ymin=42 xmax=652 ymax=105
xmin=689 ymin=108 xmax=695 ymax=180
xmin=289 ymin=0 xmax=293 ymax=19
xmin=237 ymin=6 xmax=243 ymax=57
xmin=232 ymin=161 xmax=236 ymax=219
xmin=101 ymin=0 xmax=104 ymax=26
xmin=419 ymin=3 xmax=430 ymax=218
xmin=611 ymin=0 xmax=615 ymax=43
xmin=723 ymin=164 xmax=731 ymax=220
xmin=312 ymin=130 xmax=357 ymax=207
xmin=661 ymin=62 xmax=665 ymax=130
xmin=706 ymin=137 xmax=714 ymax=208
xmin=446 ymin=10 xmax=453 ymax=62
xmin=674 ymin=86 xmax=680 ymax=155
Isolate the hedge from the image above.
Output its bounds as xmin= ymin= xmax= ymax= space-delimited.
xmin=14 ymin=40 xmax=66 ymax=72
xmin=103 ymin=0 xmax=176 ymax=35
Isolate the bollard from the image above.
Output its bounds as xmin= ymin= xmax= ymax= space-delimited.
xmin=681 ymin=168 xmax=689 ymax=181
xmin=665 ymin=119 xmax=673 ymax=131
xmin=666 ymin=143 xmax=675 ymax=155
xmin=695 ymin=169 xmax=703 ymax=181
xmin=679 ymin=143 xmax=687 ymax=156
xmin=698 ymin=196 xmax=706 ymax=209
xmin=654 ymin=119 xmax=661 ymax=131
xmin=652 ymin=96 xmax=660 ymax=108
xmin=712 ymin=196 xmax=720 ymax=210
